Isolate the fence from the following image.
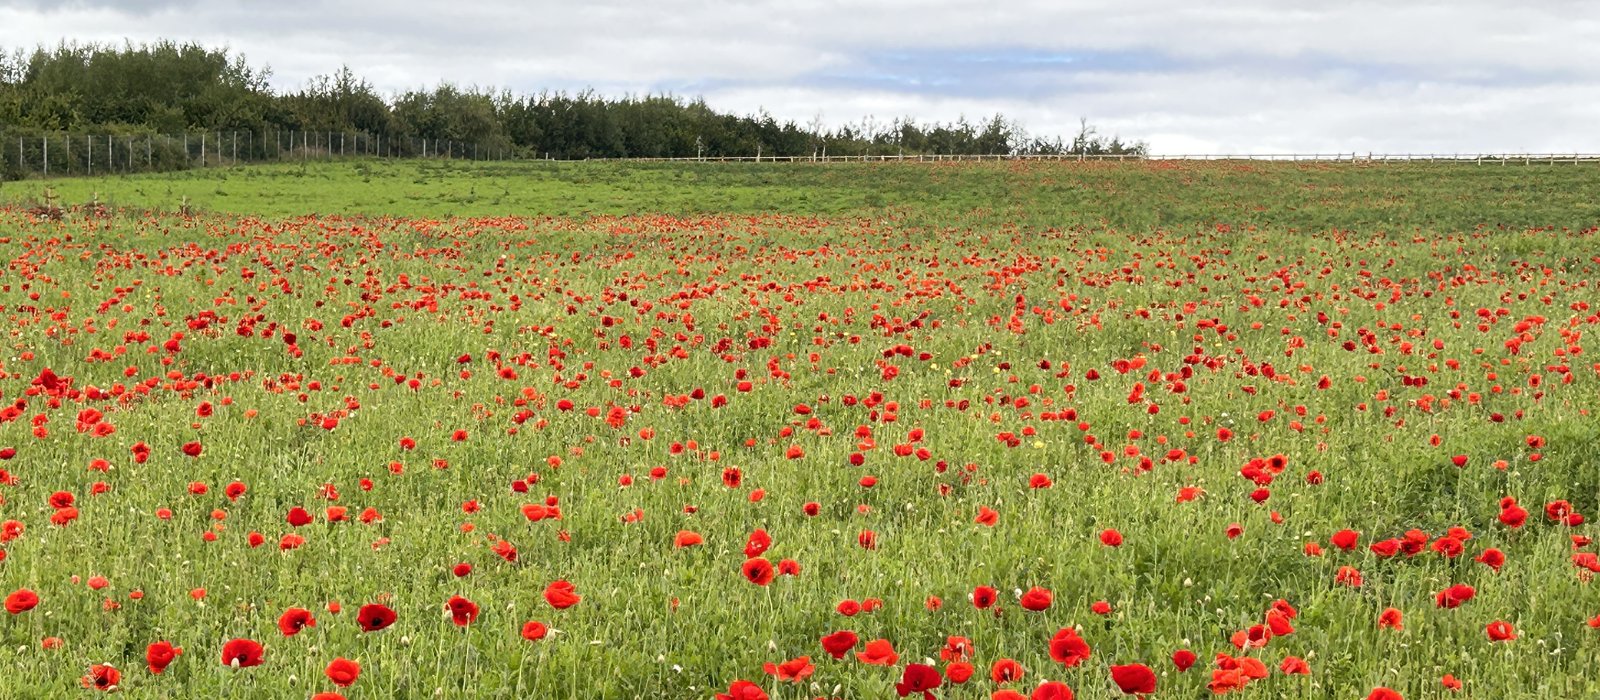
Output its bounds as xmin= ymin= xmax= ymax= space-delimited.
xmin=0 ymin=130 xmax=515 ymax=181
xmin=3 ymin=131 xmax=1596 ymax=181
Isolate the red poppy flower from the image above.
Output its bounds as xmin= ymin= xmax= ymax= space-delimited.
xmin=1110 ymin=663 xmax=1156 ymax=694
xmin=446 ymin=595 xmax=479 ymax=626
xmin=940 ymin=635 xmax=974 ymax=662
xmin=325 ymin=657 xmax=360 ymax=687
xmin=5 ymin=589 xmax=39 ymax=614
xmin=895 ymin=663 xmax=942 ymax=699
xmin=1048 ymin=627 xmax=1092 ymax=667
xmin=715 ymin=680 xmax=768 ymax=700
xmin=944 ymin=660 xmax=974 ymax=684
xmin=1432 ymin=536 xmax=1465 ymax=558
xmin=81 ymin=664 xmax=121 ymax=691
xmin=1330 ymin=529 xmax=1359 ymax=551
xmin=1209 ymin=668 xmax=1249 ymax=694
xmin=1031 ymin=680 xmax=1075 ymax=700
xmin=279 ymin=607 xmax=316 ymax=636
xmin=544 ymin=580 xmax=581 ymax=609
xmin=1172 ymin=649 xmax=1197 ymax=671
xmin=287 ymin=507 xmax=313 ymax=527
xmin=1379 ymin=607 xmax=1404 ymax=629
xmin=820 ymin=630 xmax=858 ymax=659
xmin=1099 ymin=529 xmax=1123 ymax=547
xmin=1020 ymin=586 xmax=1053 ymax=611
xmin=857 ymin=530 xmax=878 ymax=549
xmin=220 ymin=638 xmax=264 ymax=668
xmin=181 ymin=441 xmax=203 ymax=457
xmin=521 ymin=621 xmax=548 ymax=641
xmin=1499 ymin=499 xmax=1528 ymax=528
xmin=50 ymin=507 xmax=79 ymax=526
xmin=1280 ymin=656 xmax=1310 ymax=675
xmin=1476 ymin=548 xmax=1505 ymax=572
xmin=973 ymin=585 xmax=999 ymax=609
xmin=1435 ymin=584 xmax=1475 ymax=609
xmin=1442 ymin=674 xmax=1463 ymax=691
xmin=1368 ymin=539 xmax=1401 ymax=558
xmin=356 ymin=603 xmax=397 ymax=632
xmin=1 ymin=519 xmax=23 ymax=543
xmin=762 ymin=656 xmax=814 ymax=682
xmin=743 ymin=529 xmax=771 ymax=557
xmin=856 ymin=638 xmax=899 ymax=666
xmin=1486 ymin=620 xmax=1517 ymax=642
xmin=1335 ymin=566 xmax=1363 ymax=587
xmin=146 ymin=641 xmax=181 ymax=674
xmin=674 ymin=530 xmax=703 ymax=548
xmin=741 ymin=558 xmax=775 ymax=586
xmin=991 ymin=657 xmax=1025 ymax=683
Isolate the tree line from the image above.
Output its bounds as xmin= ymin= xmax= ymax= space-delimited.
xmin=0 ymin=41 xmax=1147 ymax=160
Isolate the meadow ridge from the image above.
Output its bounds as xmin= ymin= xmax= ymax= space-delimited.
xmin=0 ymin=160 xmax=1597 ymax=699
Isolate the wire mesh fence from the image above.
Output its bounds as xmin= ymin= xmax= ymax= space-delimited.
xmin=3 ymin=131 xmax=1596 ymax=181
xmin=1 ymin=130 xmax=516 ymax=180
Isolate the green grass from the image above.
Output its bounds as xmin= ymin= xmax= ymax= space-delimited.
xmin=6 ymin=158 xmax=1600 ymax=231
xmin=0 ymin=161 xmax=1596 ymax=699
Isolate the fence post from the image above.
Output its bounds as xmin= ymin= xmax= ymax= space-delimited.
xmin=87 ymin=134 xmax=93 ymax=175
xmin=43 ymin=135 xmax=48 ymax=177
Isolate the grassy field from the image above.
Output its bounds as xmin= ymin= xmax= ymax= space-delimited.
xmin=0 ymin=160 xmax=1597 ymax=699
xmin=5 ymin=158 xmax=1600 ymax=230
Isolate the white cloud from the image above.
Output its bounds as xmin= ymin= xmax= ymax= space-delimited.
xmin=3 ymin=0 xmax=1598 ymax=152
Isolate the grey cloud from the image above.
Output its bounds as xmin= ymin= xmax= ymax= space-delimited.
xmin=1 ymin=0 xmax=1597 ymax=151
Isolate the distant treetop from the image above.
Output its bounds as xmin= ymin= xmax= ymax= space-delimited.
xmin=0 ymin=41 xmax=1146 ymax=159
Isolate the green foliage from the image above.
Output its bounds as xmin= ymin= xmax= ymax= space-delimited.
xmin=0 ymin=41 xmax=1132 ymax=163
xmin=11 ymin=159 xmax=1599 ymax=232
xmin=0 ymin=162 xmax=1595 ymax=698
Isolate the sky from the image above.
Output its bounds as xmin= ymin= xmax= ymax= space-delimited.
xmin=3 ymin=0 xmax=1598 ymax=153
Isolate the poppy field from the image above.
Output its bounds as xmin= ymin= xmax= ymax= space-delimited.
xmin=1 ymin=160 xmax=1598 ymax=699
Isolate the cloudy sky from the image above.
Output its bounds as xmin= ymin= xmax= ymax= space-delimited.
xmin=3 ymin=0 xmax=1598 ymax=153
